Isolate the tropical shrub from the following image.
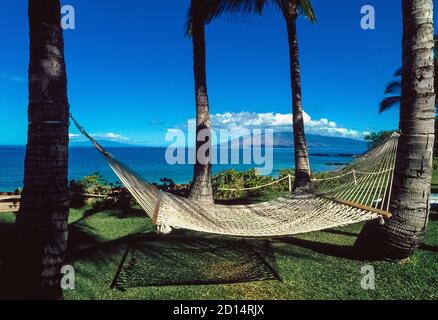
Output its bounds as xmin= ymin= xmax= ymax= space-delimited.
xmin=159 ymin=178 xmax=176 ymax=191
xmin=213 ymin=169 xmax=245 ymax=200
xmin=69 ymin=173 xmax=112 ymax=208
xmin=213 ymin=168 xmax=295 ymax=200
xmin=364 ymin=131 xmax=397 ymax=150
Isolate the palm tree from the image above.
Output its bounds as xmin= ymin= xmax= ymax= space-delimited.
xmin=15 ymin=0 xmax=70 ymax=298
xmin=196 ymin=0 xmax=316 ymax=191
xmin=186 ymin=0 xmax=214 ymax=203
xmin=379 ymin=36 xmax=438 ymax=156
xmin=380 ymin=36 xmax=437 ymax=114
xmin=360 ymin=0 xmax=435 ymax=260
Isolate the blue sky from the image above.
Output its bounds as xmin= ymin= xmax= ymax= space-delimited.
xmin=0 ymin=0 xmax=436 ymax=146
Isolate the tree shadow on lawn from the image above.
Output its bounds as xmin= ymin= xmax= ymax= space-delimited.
xmin=0 ymin=213 xmax=128 ymax=299
xmin=419 ymin=244 xmax=438 ymax=254
xmin=0 ymin=216 xmax=22 ymax=299
xmin=429 ymin=212 xmax=438 ymax=221
xmin=275 ymin=236 xmax=361 ymax=261
xmin=0 ymin=217 xmax=16 ymax=260
xmin=276 ymin=213 xmax=438 ymax=261
xmin=0 ymin=217 xmax=17 ymax=279
xmin=418 ymin=213 xmax=438 ymax=254
xmin=320 ymin=229 xmax=359 ymax=238
xmin=71 ymin=207 xmax=145 ymax=226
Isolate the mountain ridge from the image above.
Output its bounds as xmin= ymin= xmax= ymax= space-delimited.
xmin=222 ymin=132 xmax=366 ymax=150
xmin=68 ymin=133 xmax=366 ymax=150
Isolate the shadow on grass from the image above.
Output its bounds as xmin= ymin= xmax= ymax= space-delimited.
xmin=0 ymin=218 xmax=17 ymax=294
xmin=419 ymin=244 xmax=438 ymax=254
xmin=0 ymin=206 xmax=364 ymax=299
xmin=320 ymin=229 xmax=359 ymax=238
xmin=276 ymin=236 xmax=361 ymax=261
xmin=0 ymin=217 xmax=21 ymax=299
xmin=3 ymin=202 xmax=435 ymax=298
xmin=71 ymin=207 xmax=145 ymax=226
xmin=0 ymin=218 xmax=16 ymax=262
xmin=110 ymin=232 xmax=281 ymax=290
xmin=0 ymin=212 xmax=122 ymax=299
xmin=66 ymin=209 xmax=283 ymax=291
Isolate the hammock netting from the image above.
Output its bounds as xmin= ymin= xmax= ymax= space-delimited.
xmin=70 ymin=114 xmax=399 ymax=238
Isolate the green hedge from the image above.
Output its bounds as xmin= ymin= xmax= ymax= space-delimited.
xmin=212 ymin=168 xmax=295 ymax=200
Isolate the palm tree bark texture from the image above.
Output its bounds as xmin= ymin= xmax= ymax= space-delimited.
xmin=357 ymin=0 xmax=435 ymax=261
xmin=283 ymin=1 xmax=312 ymax=191
xmin=15 ymin=0 xmax=70 ymax=298
xmin=188 ymin=0 xmax=214 ymax=203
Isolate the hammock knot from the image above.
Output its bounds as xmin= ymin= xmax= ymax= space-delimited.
xmin=157 ymin=224 xmax=173 ymax=235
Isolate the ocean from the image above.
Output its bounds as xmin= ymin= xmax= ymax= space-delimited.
xmin=0 ymin=145 xmax=367 ymax=191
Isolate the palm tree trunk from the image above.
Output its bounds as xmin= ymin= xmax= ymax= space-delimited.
xmin=283 ymin=2 xmax=312 ymax=191
xmin=356 ymin=0 xmax=435 ymax=260
xmin=188 ymin=0 xmax=214 ymax=203
xmin=15 ymin=0 xmax=70 ymax=298
xmin=379 ymin=0 xmax=436 ymax=260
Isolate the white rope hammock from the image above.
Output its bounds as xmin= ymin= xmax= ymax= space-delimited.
xmin=70 ymin=114 xmax=398 ymax=238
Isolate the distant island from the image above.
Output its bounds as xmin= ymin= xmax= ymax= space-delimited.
xmin=69 ymin=140 xmax=138 ymax=148
xmin=222 ymin=132 xmax=367 ymax=150
xmin=270 ymin=132 xmax=366 ymax=149
xmin=69 ymin=133 xmax=367 ymax=151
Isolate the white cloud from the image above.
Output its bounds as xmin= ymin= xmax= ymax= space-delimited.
xmin=91 ymin=132 xmax=129 ymax=141
xmin=209 ymin=111 xmax=366 ymax=139
xmin=0 ymin=73 xmax=25 ymax=83
xmin=69 ymin=132 xmax=129 ymax=142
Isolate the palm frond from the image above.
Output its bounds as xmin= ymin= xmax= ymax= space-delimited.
xmin=379 ymin=96 xmax=400 ymax=114
xmin=393 ymin=67 xmax=402 ymax=78
xmin=384 ymin=80 xmax=401 ymax=95
xmin=296 ymin=0 xmax=317 ymax=22
xmin=185 ymin=8 xmax=194 ymax=37
xmin=185 ymin=0 xmax=269 ymax=37
xmin=185 ymin=0 xmax=317 ymax=35
xmin=205 ymin=0 xmax=268 ymax=25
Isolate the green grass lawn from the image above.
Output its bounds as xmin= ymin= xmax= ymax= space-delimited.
xmin=0 ymin=202 xmax=437 ymax=300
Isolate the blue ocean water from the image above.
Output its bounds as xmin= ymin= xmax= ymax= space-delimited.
xmin=0 ymin=145 xmax=366 ymax=191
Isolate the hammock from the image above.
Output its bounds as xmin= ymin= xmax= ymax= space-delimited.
xmin=70 ymin=114 xmax=398 ymax=238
